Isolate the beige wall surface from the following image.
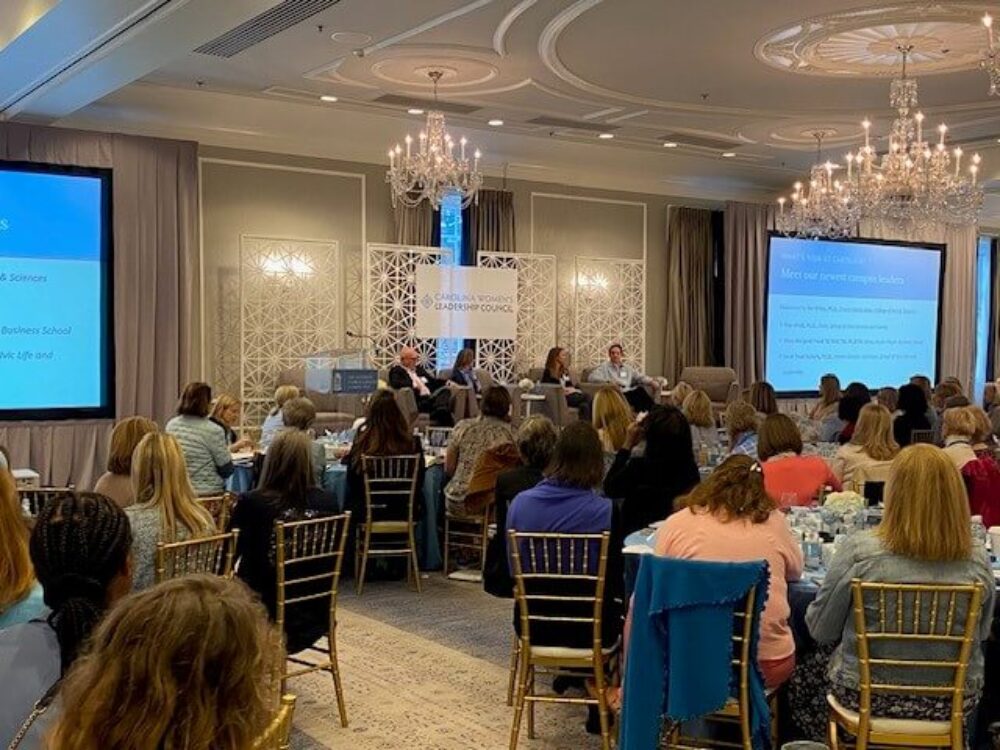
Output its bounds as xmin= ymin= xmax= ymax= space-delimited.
xmin=198 ymin=145 xmax=717 ymax=383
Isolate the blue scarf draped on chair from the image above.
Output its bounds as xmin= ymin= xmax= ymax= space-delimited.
xmin=619 ymin=555 xmax=771 ymax=750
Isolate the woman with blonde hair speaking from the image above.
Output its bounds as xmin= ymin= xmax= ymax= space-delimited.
xmin=46 ymin=575 xmax=282 ymax=750
xmin=831 ymin=403 xmax=899 ymax=487
xmin=126 ymin=433 xmax=216 ymax=591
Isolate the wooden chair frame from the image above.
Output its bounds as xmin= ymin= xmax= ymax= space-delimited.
xmin=910 ymin=429 xmax=936 ymax=446
xmin=275 ymin=513 xmax=351 ymax=728
xmin=827 ymin=580 xmax=984 ymax=750
xmin=507 ymin=530 xmax=615 ymax=750
xmin=356 ymin=454 xmax=422 ymax=595
xmin=195 ymin=491 xmax=236 ymax=529
xmin=154 ymin=530 xmax=239 ymax=584
xmin=253 ymin=694 xmax=297 ymax=749
xmin=443 ymin=508 xmax=490 ymax=578
xmin=19 ymin=486 xmax=75 ymax=518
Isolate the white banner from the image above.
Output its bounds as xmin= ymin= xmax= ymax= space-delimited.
xmin=415 ymin=265 xmax=518 ymax=339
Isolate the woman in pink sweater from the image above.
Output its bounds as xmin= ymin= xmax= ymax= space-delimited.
xmin=655 ymin=455 xmax=804 ymax=688
xmin=759 ymin=413 xmax=841 ymax=508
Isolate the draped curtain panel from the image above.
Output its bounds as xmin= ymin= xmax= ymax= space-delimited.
xmin=392 ymin=201 xmax=434 ymax=246
xmin=467 ymin=188 xmax=515 ymax=255
xmin=0 ymin=123 xmax=197 ymax=488
xmin=723 ymin=202 xmax=774 ymax=387
xmin=663 ymin=206 xmax=715 ymax=382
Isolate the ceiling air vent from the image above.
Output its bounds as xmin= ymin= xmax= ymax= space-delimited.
xmin=659 ymin=132 xmax=742 ymax=150
xmin=195 ymin=0 xmax=343 ymax=58
xmin=528 ymin=116 xmax=618 ymax=133
xmin=373 ymin=94 xmax=480 ymax=115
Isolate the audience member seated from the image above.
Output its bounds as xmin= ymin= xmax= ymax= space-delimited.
xmin=806 ymin=444 xmax=995 ymax=726
xmin=970 ymin=406 xmax=997 ymax=458
xmin=484 ymin=416 xmax=558 ymax=598
xmin=231 ymin=430 xmax=339 ymax=653
xmin=909 ymin=374 xmax=940 ymax=433
xmin=726 ymin=400 xmax=760 ymax=460
xmin=389 ymin=346 xmax=453 ymax=424
xmin=127 ymin=433 xmax=216 ymax=591
xmin=809 ymin=373 xmax=841 ymax=421
xmin=831 ymin=404 xmax=899 ymax=488
xmin=260 ymin=384 xmax=299 ymax=449
xmin=448 ymin=347 xmax=482 ymax=394
xmin=593 ymin=385 xmax=632 ymax=455
xmin=876 ymin=386 xmax=899 ymax=414
xmin=0 ymin=493 xmax=132 ymax=747
xmin=758 ymin=414 xmax=841 ymax=508
xmin=669 ymin=380 xmax=693 ymax=409
xmin=683 ymin=389 xmax=721 ymax=451
xmin=445 ymin=386 xmax=516 ymax=516
xmin=894 ymin=383 xmax=932 ymax=448
xmin=0 ymin=446 xmax=8 ymax=474
xmin=210 ymin=393 xmax=254 ymax=453
xmin=655 ymin=455 xmax=804 ymax=688
xmin=47 ymin=575 xmax=281 ymax=749
xmin=92 ymin=416 xmax=157 ymax=508
xmin=942 ymin=405 xmax=978 ymax=471
xmin=0 ymin=470 xmax=45 ymax=630
xmin=165 ymin=382 xmax=234 ymax=495
xmin=541 ymin=346 xmax=593 ymax=421
xmin=831 ymin=393 xmax=866 ymax=445
xmin=604 ymin=406 xmax=700 ymax=535
xmin=281 ymin=396 xmax=327 ymax=486
xmin=587 ymin=342 xmax=656 ymax=412
xmin=933 ymin=380 xmax=964 ymax=413
xmin=748 ymin=381 xmax=778 ymax=417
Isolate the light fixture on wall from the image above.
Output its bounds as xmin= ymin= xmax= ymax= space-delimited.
xmin=385 ymin=70 xmax=483 ymax=209
xmin=982 ymin=14 xmax=1000 ymax=95
xmin=575 ymin=272 xmax=609 ymax=290
xmin=259 ymin=253 xmax=314 ymax=279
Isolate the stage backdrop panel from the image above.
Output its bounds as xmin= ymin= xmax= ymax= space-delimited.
xmin=415 ymin=265 xmax=517 ymax=339
xmin=574 ymin=257 xmax=647 ymax=372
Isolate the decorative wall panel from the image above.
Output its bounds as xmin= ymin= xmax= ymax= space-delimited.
xmin=213 ymin=267 xmax=241 ymax=401
xmin=476 ymin=252 xmax=557 ymax=383
xmin=573 ymin=257 xmax=646 ymax=372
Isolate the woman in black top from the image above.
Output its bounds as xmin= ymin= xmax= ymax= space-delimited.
xmin=604 ymin=405 xmax=700 ymax=535
xmin=894 ymin=383 xmax=932 ymax=447
xmin=448 ymin=348 xmax=481 ymax=394
xmin=541 ymin=346 xmax=592 ymax=421
xmin=229 ymin=430 xmax=338 ymax=653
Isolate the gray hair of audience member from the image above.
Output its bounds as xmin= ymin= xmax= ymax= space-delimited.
xmin=515 ymin=416 xmax=558 ymax=470
xmin=281 ymin=397 xmax=317 ymax=431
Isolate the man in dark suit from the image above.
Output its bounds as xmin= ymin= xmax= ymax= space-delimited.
xmin=388 ymin=346 xmax=453 ymax=424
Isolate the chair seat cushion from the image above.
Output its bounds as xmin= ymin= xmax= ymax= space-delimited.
xmin=365 ymin=521 xmax=410 ymax=534
xmin=530 ymin=644 xmax=617 ymax=660
xmin=827 ymin=694 xmax=951 ymax=736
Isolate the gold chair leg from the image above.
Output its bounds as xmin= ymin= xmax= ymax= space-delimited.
xmin=506 ymin=636 xmax=520 ymax=706
xmin=409 ymin=528 xmax=422 ymax=594
xmin=508 ymin=641 xmax=530 ymax=750
xmin=827 ymin=718 xmax=840 ymax=750
xmin=356 ymin=528 xmax=370 ymax=596
xmin=479 ymin=516 xmax=489 ymax=575
xmin=443 ymin=515 xmax=450 ymax=577
xmin=526 ymin=667 xmax=536 ymax=739
xmin=595 ymin=660 xmax=611 ymax=750
xmin=329 ymin=624 xmax=348 ymax=728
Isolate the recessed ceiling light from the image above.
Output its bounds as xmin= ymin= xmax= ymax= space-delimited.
xmin=408 ymin=108 xmax=424 ymax=115
xmin=599 ymin=132 xmax=614 ymax=139
xmin=320 ymin=95 xmax=338 ymax=102
xmin=722 ymin=151 xmax=736 ymax=158
xmin=663 ymin=141 xmax=678 ymax=148
xmin=488 ymin=118 xmax=504 ymax=127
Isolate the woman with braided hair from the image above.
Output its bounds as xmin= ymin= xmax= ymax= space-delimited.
xmin=0 ymin=492 xmax=132 ymax=747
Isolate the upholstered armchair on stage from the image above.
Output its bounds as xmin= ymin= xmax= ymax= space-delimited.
xmin=277 ymin=368 xmax=359 ymax=434
xmin=678 ymin=366 xmax=740 ymax=411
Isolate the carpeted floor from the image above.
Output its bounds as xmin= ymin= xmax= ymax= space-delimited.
xmin=288 ymin=575 xmax=609 ymax=749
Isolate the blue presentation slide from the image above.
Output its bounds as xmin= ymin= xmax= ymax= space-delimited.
xmin=765 ymin=236 xmax=942 ymax=393
xmin=0 ymin=169 xmax=107 ymax=411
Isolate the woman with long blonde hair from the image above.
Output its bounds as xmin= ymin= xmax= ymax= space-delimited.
xmin=46 ymin=575 xmax=283 ymax=750
xmin=0 ymin=470 xmax=44 ymax=629
xmin=806 ymin=444 xmax=994 ymax=726
xmin=126 ymin=432 xmax=215 ymax=590
xmin=682 ymin=390 xmax=720 ymax=449
xmin=593 ymin=386 xmax=632 ymax=453
xmin=831 ymin=403 xmax=899 ymax=487
xmin=809 ymin=373 xmax=841 ymax=421
xmin=93 ymin=416 xmax=158 ymax=508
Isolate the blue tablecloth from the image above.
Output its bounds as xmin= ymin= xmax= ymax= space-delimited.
xmin=228 ymin=461 xmax=445 ymax=571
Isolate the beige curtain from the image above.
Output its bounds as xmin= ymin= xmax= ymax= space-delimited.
xmin=468 ymin=188 xmax=515 ymax=254
xmin=393 ymin=201 xmax=433 ymax=246
xmin=663 ymin=206 xmax=714 ymax=382
xmin=859 ymin=219 xmax=976 ymax=387
xmin=724 ymin=201 xmax=774 ymax=386
xmin=0 ymin=123 xmax=197 ymax=487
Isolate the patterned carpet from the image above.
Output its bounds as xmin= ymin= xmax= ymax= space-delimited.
xmin=288 ymin=576 xmax=607 ymax=749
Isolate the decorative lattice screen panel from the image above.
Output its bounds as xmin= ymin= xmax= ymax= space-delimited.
xmin=476 ymin=252 xmax=557 ymax=383
xmin=573 ymin=257 xmax=646 ymax=372
xmin=240 ymin=236 xmax=341 ymax=427
xmin=364 ymin=243 xmax=452 ymax=370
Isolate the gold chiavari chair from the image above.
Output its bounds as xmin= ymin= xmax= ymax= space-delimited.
xmin=196 ymin=491 xmax=236 ymax=529
xmin=154 ymin=530 xmax=239 ymax=584
xmin=443 ymin=508 xmax=490 ymax=579
xmin=253 ymin=694 xmax=297 ymax=750
xmin=356 ymin=454 xmax=422 ymax=595
xmin=275 ymin=513 xmax=351 ymax=728
xmin=827 ymin=580 xmax=984 ymax=750
xmin=19 ymin=486 xmax=75 ymax=518
xmin=910 ymin=429 xmax=936 ymax=446
xmin=664 ymin=584 xmax=778 ymax=750
xmin=507 ymin=530 xmax=616 ymax=750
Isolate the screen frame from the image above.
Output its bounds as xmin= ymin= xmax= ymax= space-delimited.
xmin=0 ymin=159 xmax=116 ymax=421
xmin=762 ymin=231 xmax=946 ymax=399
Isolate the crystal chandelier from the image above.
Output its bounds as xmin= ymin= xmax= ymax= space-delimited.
xmin=982 ymin=13 xmax=1000 ymax=96
xmin=778 ymin=45 xmax=983 ymax=235
xmin=385 ymin=70 xmax=483 ymax=209
xmin=775 ymin=131 xmax=859 ymax=239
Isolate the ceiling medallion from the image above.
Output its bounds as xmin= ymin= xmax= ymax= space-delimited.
xmin=385 ymin=70 xmax=483 ymax=209
xmin=755 ymin=4 xmax=991 ymax=77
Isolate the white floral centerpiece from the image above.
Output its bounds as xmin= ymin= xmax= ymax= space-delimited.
xmin=821 ymin=490 xmax=866 ymax=534
xmin=822 ymin=490 xmax=865 ymax=513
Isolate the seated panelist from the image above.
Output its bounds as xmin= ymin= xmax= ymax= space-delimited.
xmin=587 ymin=343 xmax=656 ymax=413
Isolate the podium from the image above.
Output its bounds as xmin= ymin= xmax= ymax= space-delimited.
xmin=305 ymin=349 xmax=378 ymax=395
